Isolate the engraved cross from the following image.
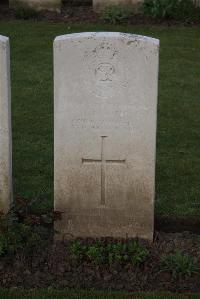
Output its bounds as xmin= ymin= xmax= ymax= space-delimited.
xmin=82 ymin=136 xmax=126 ymax=205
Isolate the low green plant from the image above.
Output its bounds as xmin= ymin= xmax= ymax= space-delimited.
xmin=172 ymin=0 xmax=200 ymax=21
xmin=107 ymin=241 xmax=149 ymax=266
xmin=70 ymin=241 xmax=87 ymax=261
xmin=142 ymin=0 xmax=178 ymax=19
xmin=101 ymin=4 xmax=133 ymax=24
xmin=127 ymin=241 xmax=149 ymax=266
xmin=70 ymin=242 xmax=105 ymax=265
xmin=107 ymin=243 xmax=126 ymax=265
xmin=69 ymin=239 xmax=149 ymax=267
xmin=86 ymin=244 xmax=105 ymax=265
xmin=142 ymin=0 xmax=200 ymax=22
xmin=107 ymin=240 xmax=149 ymax=266
xmin=14 ymin=7 xmax=39 ymax=20
xmin=3 ymin=223 xmax=44 ymax=255
xmin=0 ymin=196 xmax=60 ymax=257
xmin=161 ymin=250 xmax=199 ymax=279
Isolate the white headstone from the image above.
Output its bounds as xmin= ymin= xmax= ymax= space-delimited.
xmin=54 ymin=32 xmax=159 ymax=240
xmin=0 ymin=35 xmax=12 ymax=213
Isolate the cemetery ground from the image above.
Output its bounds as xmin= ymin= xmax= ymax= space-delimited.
xmin=0 ymin=21 xmax=199 ymax=295
xmin=0 ymin=289 xmax=199 ymax=299
xmin=0 ymin=290 xmax=200 ymax=299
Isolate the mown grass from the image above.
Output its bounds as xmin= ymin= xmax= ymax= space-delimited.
xmin=0 ymin=289 xmax=199 ymax=299
xmin=0 ymin=21 xmax=199 ymax=217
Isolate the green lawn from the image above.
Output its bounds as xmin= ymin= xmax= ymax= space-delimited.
xmin=0 ymin=21 xmax=199 ymax=217
xmin=0 ymin=289 xmax=199 ymax=299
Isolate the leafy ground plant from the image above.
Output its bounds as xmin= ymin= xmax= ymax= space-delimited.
xmin=127 ymin=241 xmax=149 ymax=266
xmin=0 ymin=196 xmax=61 ymax=257
xmin=86 ymin=244 xmax=105 ymax=265
xmin=70 ymin=241 xmax=103 ymax=264
xmin=69 ymin=239 xmax=149 ymax=267
xmin=142 ymin=0 xmax=200 ymax=22
xmin=107 ymin=241 xmax=149 ymax=266
xmin=161 ymin=250 xmax=199 ymax=279
xmin=107 ymin=243 xmax=127 ymax=265
xmin=142 ymin=0 xmax=179 ymax=18
xmin=101 ymin=4 xmax=134 ymax=24
xmin=70 ymin=240 xmax=87 ymax=261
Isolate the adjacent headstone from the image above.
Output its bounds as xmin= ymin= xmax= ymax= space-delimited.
xmin=0 ymin=35 xmax=12 ymax=213
xmin=54 ymin=32 xmax=159 ymax=240
xmin=9 ymin=0 xmax=61 ymax=13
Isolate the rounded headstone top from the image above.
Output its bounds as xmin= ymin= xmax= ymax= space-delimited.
xmin=54 ymin=32 xmax=159 ymax=47
xmin=0 ymin=35 xmax=9 ymax=43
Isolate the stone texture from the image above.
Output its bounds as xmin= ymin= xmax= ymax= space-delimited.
xmin=9 ymin=0 xmax=61 ymax=13
xmin=54 ymin=32 xmax=159 ymax=240
xmin=0 ymin=35 xmax=12 ymax=213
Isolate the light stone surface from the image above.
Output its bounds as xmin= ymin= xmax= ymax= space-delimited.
xmin=9 ymin=0 xmax=61 ymax=12
xmin=0 ymin=35 xmax=12 ymax=213
xmin=54 ymin=32 xmax=159 ymax=240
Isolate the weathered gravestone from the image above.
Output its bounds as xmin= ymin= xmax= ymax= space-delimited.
xmin=54 ymin=32 xmax=159 ymax=240
xmin=0 ymin=35 xmax=12 ymax=213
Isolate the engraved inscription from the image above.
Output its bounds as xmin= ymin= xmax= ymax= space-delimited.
xmin=72 ymin=118 xmax=134 ymax=131
xmin=82 ymin=136 xmax=126 ymax=205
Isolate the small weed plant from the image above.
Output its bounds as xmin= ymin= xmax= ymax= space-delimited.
xmin=142 ymin=0 xmax=200 ymax=22
xmin=70 ymin=239 xmax=149 ymax=267
xmin=142 ymin=0 xmax=178 ymax=18
xmin=86 ymin=244 xmax=105 ymax=265
xmin=107 ymin=243 xmax=127 ymax=265
xmin=127 ymin=241 xmax=149 ymax=266
xmin=0 ymin=196 xmax=61 ymax=257
xmin=161 ymin=250 xmax=199 ymax=279
xmin=70 ymin=241 xmax=87 ymax=261
xmin=101 ymin=4 xmax=134 ymax=24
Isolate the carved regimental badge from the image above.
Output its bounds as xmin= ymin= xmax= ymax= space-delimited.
xmin=83 ymin=42 xmax=128 ymax=99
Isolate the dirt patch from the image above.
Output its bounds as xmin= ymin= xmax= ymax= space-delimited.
xmin=0 ymin=4 xmax=199 ymax=26
xmin=0 ymin=231 xmax=199 ymax=292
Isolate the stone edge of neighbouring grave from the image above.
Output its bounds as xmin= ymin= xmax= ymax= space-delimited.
xmin=0 ymin=35 xmax=12 ymax=214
